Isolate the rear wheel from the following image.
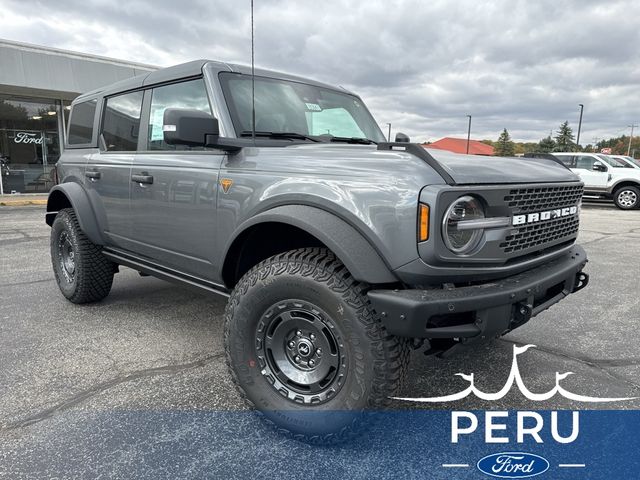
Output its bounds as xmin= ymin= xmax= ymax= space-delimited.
xmin=224 ymin=247 xmax=409 ymax=443
xmin=50 ymin=208 xmax=114 ymax=303
xmin=613 ymin=186 xmax=640 ymax=209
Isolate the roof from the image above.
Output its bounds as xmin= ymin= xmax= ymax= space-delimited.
xmin=75 ymin=59 xmax=215 ymax=101
xmin=422 ymin=137 xmax=495 ymax=156
xmin=75 ymin=60 xmax=355 ymax=103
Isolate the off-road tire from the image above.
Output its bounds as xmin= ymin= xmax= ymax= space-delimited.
xmin=50 ymin=208 xmax=114 ymax=303
xmin=224 ymin=247 xmax=409 ymax=443
xmin=613 ymin=185 xmax=640 ymax=210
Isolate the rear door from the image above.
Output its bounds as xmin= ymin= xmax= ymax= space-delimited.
xmin=85 ymin=90 xmax=144 ymax=248
xmin=129 ymin=78 xmax=224 ymax=280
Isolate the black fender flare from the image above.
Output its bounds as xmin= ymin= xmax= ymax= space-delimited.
xmin=46 ymin=183 xmax=105 ymax=245
xmin=224 ymin=205 xmax=398 ymax=284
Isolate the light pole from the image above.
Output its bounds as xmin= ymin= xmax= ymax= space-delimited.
xmin=386 ymin=123 xmax=391 ymax=142
xmin=576 ymin=104 xmax=584 ymax=148
xmin=627 ymin=124 xmax=638 ymax=156
xmin=466 ymin=115 xmax=472 ymax=154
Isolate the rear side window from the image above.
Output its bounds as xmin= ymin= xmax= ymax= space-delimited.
xmin=68 ymin=99 xmax=97 ymax=145
xmin=102 ymin=91 xmax=144 ymax=151
xmin=556 ymin=155 xmax=575 ymax=167
xmin=147 ymin=78 xmax=212 ymax=150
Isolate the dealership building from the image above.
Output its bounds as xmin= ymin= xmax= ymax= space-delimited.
xmin=0 ymin=39 xmax=156 ymax=194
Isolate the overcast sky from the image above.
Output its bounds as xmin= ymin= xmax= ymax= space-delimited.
xmin=2 ymin=0 xmax=639 ymax=143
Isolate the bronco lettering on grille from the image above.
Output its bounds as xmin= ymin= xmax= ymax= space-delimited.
xmin=512 ymin=206 xmax=578 ymax=226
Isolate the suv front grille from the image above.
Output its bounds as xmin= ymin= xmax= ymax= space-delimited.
xmin=500 ymin=215 xmax=580 ymax=253
xmin=498 ymin=184 xmax=583 ymax=254
xmin=504 ymin=185 xmax=584 ymax=213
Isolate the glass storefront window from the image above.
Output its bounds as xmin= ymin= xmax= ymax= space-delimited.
xmin=0 ymin=95 xmax=62 ymax=193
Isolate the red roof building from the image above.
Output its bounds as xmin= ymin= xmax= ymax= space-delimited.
xmin=422 ymin=137 xmax=495 ymax=156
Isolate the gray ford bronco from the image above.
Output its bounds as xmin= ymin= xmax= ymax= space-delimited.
xmin=47 ymin=60 xmax=589 ymax=441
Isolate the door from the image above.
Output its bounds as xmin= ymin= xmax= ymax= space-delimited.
xmin=129 ymin=78 xmax=224 ymax=280
xmin=572 ymin=155 xmax=609 ymax=190
xmin=85 ymin=90 xmax=144 ymax=248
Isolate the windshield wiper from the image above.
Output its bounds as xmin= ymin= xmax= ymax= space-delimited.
xmin=240 ymin=131 xmax=320 ymax=142
xmin=325 ymin=136 xmax=377 ymax=145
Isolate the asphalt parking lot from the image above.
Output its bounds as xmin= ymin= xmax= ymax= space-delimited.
xmin=1 ymin=202 xmax=639 ymax=479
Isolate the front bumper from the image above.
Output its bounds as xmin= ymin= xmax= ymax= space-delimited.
xmin=367 ymin=245 xmax=588 ymax=341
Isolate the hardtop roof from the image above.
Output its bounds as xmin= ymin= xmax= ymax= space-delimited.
xmin=72 ymin=59 xmax=353 ymax=104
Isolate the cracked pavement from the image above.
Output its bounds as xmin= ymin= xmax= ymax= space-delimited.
xmin=0 ymin=203 xmax=639 ymax=478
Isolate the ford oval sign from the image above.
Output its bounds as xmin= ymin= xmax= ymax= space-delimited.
xmin=477 ymin=452 xmax=550 ymax=478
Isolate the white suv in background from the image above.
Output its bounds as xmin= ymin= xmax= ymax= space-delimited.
xmin=553 ymin=152 xmax=640 ymax=210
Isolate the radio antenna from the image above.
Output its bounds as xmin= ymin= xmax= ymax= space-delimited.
xmin=251 ymin=0 xmax=256 ymax=144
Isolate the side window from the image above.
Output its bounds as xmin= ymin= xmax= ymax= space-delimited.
xmin=68 ymin=99 xmax=97 ymax=145
xmin=102 ymin=91 xmax=144 ymax=151
xmin=576 ymin=155 xmax=596 ymax=170
xmin=306 ymin=107 xmax=366 ymax=138
xmin=148 ymin=79 xmax=212 ymax=150
xmin=557 ymin=155 xmax=575 ymax=167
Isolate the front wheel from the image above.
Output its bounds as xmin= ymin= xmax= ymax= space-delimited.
xmin=613 ymin=186 xmax=640 ymax=210
xmin=224 ymin=248 xmax=409 ymax=443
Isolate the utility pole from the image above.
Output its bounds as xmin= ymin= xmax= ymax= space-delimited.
xmin=466 ymin=115 xmax=472 ymax=154
xmin=386 ymin=123 xmax=391 ymax=142
xmin=576 ymin=104 xmax=584 ymax=148
xmin=628 ymin=124 xmax=638 ymax=156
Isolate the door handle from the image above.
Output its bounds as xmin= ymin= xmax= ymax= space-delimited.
xmin=131 ymin=174 xmax=154 ymax=185
xmin=85 ymin=170 xmax=101 ymax=180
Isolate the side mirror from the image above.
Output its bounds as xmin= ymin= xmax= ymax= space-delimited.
xmin=395 ymin=132 xmax=410 ymax=143
xmin=163 ymin=108 xmax=219 ymax=147
xmin=592 ymin=162 xmax=607 ymax=172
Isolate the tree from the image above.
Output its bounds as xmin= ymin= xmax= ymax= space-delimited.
xmin=494 ymin=128 xmax=515 ymax=156
xmin=537 ymin=135 xmax=556 ymax=153
xmin=592 ymin=135 xmax=640 ymax=157
xmin=553 ymin=121 xmax=576 ymax=152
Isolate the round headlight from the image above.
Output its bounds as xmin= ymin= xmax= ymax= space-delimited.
xmin=442 ymin=195 xmax=485 ymax=254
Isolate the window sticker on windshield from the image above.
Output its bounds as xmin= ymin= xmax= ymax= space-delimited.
xmin=305 ymin=103 xmax=322 ymax=111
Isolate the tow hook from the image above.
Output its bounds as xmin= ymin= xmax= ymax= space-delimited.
xmin=574 ymin=271 xmax=589 ymax=292
xmin=513 ymin=302 xmax=533 ymax=326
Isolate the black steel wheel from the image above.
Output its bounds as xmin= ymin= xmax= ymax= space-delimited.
xmin=50 ymin=208 xmax=115 ymax=303
xmin=57 ymin=230 xmax=76 ymax=284
xmin=256 ymin=300 xmax=347 ymax=405
xmin=224 ymin=248 xmax=409 ymax=443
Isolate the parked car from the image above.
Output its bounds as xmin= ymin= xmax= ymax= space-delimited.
xmin=552 ymin=152 xmax=640 ymax=209
xmin=610 ymin=154 xmax=640 ymax=169
xmin=46 ymin=60 xmax=589 ymax=441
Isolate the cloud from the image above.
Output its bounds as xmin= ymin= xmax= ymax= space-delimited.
xmin=1 ymin=0 xmax=638 ymax=142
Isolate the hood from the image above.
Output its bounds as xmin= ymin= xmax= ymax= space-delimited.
xmin=423 ymin=148 xmax=580 ymax=185
xmin=263 ymin=143 xmax=580 ymax=186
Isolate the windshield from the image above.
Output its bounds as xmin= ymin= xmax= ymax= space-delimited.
xmin=598 ymin=154 xmax=631 ymax=168
xmin=219 ymin=72 xmax=386 ymax=142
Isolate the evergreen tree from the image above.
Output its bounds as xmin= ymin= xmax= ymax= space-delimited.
xmin=494 ymin=128 xmax=515 ymax=156
xmin=553 ymin=121 xmax=576 ymax=152
xmin=537 ymin=135 xmax=556 ymax=153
